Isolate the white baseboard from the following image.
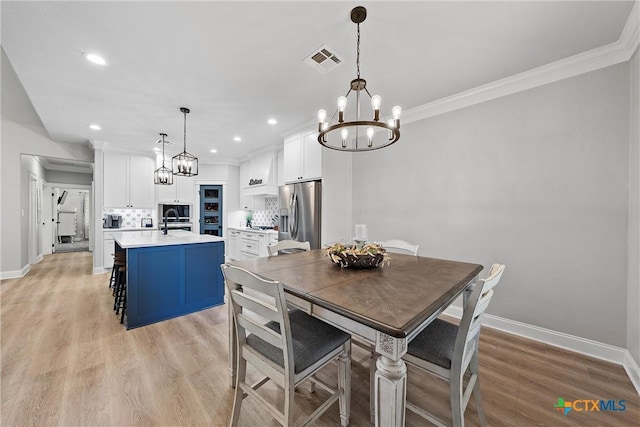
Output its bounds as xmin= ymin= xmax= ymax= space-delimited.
xmin=624 ymin=350 xmax=640 ymax=395
xmin=443 ymin=305 xmax=628 ymax=366
xmin=93 ymin=267 xmax=109 ymax=275
xmin=0 ymin=264 xmax=31 ymax=280
xmin=34 ymin=254 xmax=43 ymax=264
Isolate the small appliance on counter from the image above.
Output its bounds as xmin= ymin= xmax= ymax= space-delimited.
xmin=103 ymin=214 xmax=122 ymax=228
xmin=141 ymin=218 xmax=153 ymax=228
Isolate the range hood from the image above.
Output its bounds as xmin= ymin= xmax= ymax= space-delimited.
xmin=242 ymin=152 xmax=278 ymax=196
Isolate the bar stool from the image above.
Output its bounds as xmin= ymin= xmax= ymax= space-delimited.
xmin=109 ymin=252 xmax=126 ymax=293
xmin=113 ymin=266 xmax=127 ymax=324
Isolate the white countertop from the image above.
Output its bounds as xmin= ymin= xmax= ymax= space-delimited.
xmin=104 ymin=227 xmax=155 ymax=232
xmin=111 ymin=230 xmax=225 ymax=249
xmin=229 ymin=227 xmax=278 ymax=234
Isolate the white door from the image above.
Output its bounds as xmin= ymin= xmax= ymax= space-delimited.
xmin=41 ymin=184 xmax=53 ymax=255
xmin=29 ymin=178 xmax=39 ymax=263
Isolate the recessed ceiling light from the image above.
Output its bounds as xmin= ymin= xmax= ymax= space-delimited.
xmin=267 ymin=118 xmax=277 ymax=125
xmin=210 ymin=149 xmax=218 ymax=153
xmin=88 ymin=124 xmax=101 ymax=130
xmin=83 ymin=52 xmax=107 ymax=66
xmin=233 ymin=136 xmax=242 ymax=142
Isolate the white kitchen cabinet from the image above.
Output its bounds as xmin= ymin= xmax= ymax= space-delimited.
xmin=104 ymin=152 xmax=155 ymax=208
xmin=229 ymin=228 xmax=277 ymax=260
xmin=157 ymin=176 xmax=196 ymax=204
xmin=103 ymin=237 xmax=114 ymax=269
xmin=241 ymin=195 xmax=265 ymax=211
xmin=228 ymin=229 xmax=240 ymax=260
xmin=283 ymin=131 xmax=322 ymax=183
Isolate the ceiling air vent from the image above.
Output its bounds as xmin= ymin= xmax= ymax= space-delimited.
xmin=303 ymin=44 xmax=342 ymax=74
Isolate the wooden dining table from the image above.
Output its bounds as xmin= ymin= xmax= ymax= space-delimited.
xmin=228 ymin=249 xmax=483 ymax=427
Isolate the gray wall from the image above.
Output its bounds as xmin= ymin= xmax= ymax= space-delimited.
xmin=1 ymin=51 xmax=93 ymax=274
xmin=351 ymin=64 xmax=630 ymax=347
xmin=629 ymin=50 xmax=640 ymax=365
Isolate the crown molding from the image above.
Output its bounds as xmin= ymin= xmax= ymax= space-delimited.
xmin=401 ymin=1 xmax=640 ymax=126
xmin=620 ymin=1 xmax=640 ymax=60
xmin=279 ymin=3 xmax=640 ymax=138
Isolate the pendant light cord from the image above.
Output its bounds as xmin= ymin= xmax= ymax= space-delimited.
xmin=183 ymin=111 xmax=187 ymax=152
xmin=162 ymin=135 xmax=166 ymax=166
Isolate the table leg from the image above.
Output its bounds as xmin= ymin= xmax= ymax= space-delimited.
xmin=374 ymin=332 xmax=408 ymax=427
xmin=374 ymin=355 xmax=407 ymax=427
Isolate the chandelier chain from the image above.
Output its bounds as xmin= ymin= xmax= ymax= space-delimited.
xmin=356 ymin=23 xmax=361 ymax=79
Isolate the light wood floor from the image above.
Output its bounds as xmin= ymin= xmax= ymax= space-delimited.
xmin=2 ymin=252 xmax=639 ymax=426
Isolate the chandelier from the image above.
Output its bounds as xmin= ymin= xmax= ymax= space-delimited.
xmin=317 ymin=6 xmax=401 ymax=152
xmin=172 ymin=107 xmax=198 ymax=177
xmin=154 ymin=133 xmax=173 ymax=185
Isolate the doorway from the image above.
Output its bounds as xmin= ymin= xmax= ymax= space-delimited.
xmin=199 ymin=185 xmax=223 ymax=236
xmin=53 ymin=188 xmax=91 ymax=253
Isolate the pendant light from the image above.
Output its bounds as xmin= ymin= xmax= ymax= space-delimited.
xmin=172 ymin=107 xmax=198 ymax=176
xmin=154 ymin=133 xmax=173 ymax=185
xmin=317 ymin=6 xmax=401 ymax=152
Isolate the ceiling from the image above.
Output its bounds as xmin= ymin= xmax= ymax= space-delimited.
xmin=1 ymin=1 xmax=635 ymax=164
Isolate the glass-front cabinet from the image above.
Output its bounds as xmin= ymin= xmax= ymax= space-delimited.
xmin=199 ymin=185 xmax=222 ymax=236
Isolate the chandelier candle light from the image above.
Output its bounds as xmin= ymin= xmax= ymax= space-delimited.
xmin=317 ymin=6 xmax=401 ymax=152
xmin=172 ymin=107 xmax=198 ymax=177
xmin=154 ymin=133 xmax=173 ymax=185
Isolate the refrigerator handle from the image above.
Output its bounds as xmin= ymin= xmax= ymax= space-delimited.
xmin=288 ymin=193 xmax=295 ymax=237
xmin=291 ymin=193 xmax=299 ymax=239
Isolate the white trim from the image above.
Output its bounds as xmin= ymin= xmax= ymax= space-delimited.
xmin=443 ymin=305 xmax=627 ymax=365
xmin=33 ymin=254 xmax=43 ymax=264
xmin=624 ymin=350 xmax=640 ymax=395
xmin=397 ymin=2 xmax=640 ymax=127
xmin=1 ymin=264 xmax=31 ymax=280
xmin=281 ymin=4 xmax=640 ymax=138
xmin=47 ymin=182 xmax=92 ymax=190
xmin=93 ymin=267 xmax=108 ymax=275
xmin=620 ymin=1 xmax=640 ymax=60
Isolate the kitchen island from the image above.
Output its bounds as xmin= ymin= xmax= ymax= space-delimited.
xmin=111 ymin=230 xmax=225 ymax=329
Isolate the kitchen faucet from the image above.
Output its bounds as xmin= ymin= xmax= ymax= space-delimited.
xmin=163 ymin=208 xmax=179 ymax=235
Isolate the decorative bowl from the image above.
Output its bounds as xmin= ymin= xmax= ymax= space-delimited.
xmin=325 ymin=242 xmax=388 ymax=269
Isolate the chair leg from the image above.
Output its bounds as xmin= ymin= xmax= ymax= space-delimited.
xmin=230 ymin=358 xmax=246 ymax=427
xmin=338 ymin=342 xmax=351 ymax=427
xmin=284 ymin=377 xmax=296 ymax=426
xmin=450 ymin=371 xmax=465 ymax=427
xmin=470 ymin=352 xmax=487 ymax=427
xmin=369 ymin=350 xmax=376 ymax=423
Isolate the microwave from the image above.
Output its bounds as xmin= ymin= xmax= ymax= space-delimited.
xmin=159 ymin=204 xmax=191 ymax=222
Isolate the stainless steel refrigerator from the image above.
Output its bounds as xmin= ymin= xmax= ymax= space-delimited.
xmin=278 ymin=181 xmax=321 ymax=249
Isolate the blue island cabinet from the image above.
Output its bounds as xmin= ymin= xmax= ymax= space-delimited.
xmin=124 ymin=240 xmax=225 ymax=329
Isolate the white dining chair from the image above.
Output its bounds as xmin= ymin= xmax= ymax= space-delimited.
xmin=222 ymin=264 xmax=351 ymax=427
xmin=403 ymin=263 xmax=506 ymax=427
xmin=267 ymin=239 xmax=311 ymax=256
xmin=378 ymin=239 xmax=419 ymax=256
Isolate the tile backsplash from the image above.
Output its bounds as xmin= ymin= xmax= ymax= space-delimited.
xmin=250 ymin=197 xmax=278 ymax=227
xmin=103 ymin=208 xmax=153 ymax=228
